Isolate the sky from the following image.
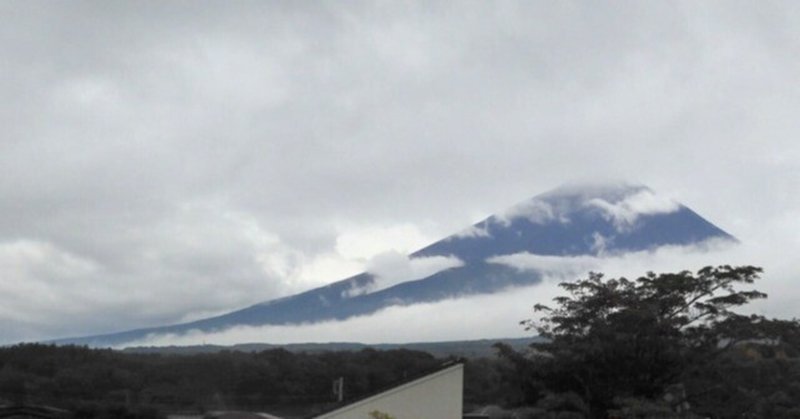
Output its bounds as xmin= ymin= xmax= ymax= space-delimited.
xmin=1 ymin=1 xmax=799 ymax=345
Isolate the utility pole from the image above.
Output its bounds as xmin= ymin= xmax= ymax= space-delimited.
xmin=332 ymin=377 xmax=344 ymax=402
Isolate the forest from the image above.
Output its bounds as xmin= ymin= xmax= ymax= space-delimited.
xmin=2 ymin=266 xmax=800 ymax=418
xmin=0 ymin=342 xmax=534 ymax=418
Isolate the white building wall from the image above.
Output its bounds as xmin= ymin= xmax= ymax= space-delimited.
xmin=315 ymin=363 xmax=463 ymax=419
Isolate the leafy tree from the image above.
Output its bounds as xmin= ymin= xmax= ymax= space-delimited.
xmin=515 ymin=265 xmax=800 ymax=418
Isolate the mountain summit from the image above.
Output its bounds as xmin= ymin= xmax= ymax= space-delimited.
xmin=56 ymin=183 xmax=735 ymax=347
xmin=416 ymin=182 xmax=733 ymax=261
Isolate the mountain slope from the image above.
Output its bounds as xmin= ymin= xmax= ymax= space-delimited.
xmin=55 ymin=183 xmax=735 ymax=347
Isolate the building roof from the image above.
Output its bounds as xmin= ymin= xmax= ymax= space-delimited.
xmin=0 ymin=405 xmax=70 ymax=419
xmin=305 ymin=360 xmax=464 ymax=418
xmin=203 ymin=412 xmax=284 ymax=419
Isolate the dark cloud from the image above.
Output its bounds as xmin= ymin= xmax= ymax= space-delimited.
xmin=1 ymin=1 xmax=799 ymax=343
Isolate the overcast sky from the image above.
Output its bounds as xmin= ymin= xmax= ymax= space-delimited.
xmin=2 ymin=1 xmax=799 ymax=344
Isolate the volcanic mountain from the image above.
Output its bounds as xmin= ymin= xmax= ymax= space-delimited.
xmin=56 ymin=183 xmax=735 ymax=347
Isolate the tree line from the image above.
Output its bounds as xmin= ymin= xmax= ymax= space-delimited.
xmin=0 ymin=344 xmax=480 ymax=417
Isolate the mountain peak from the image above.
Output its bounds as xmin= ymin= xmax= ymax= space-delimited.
xmin=415 ymin=183 xmax=732 ymax=261
xmin=499 ymin=182 xmax=661 ymax=226
xmin=519 ymin=182 xmax=680 ymax=229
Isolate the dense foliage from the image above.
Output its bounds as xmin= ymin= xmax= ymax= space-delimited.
xmin=498 ymin=265 xmax=800 ymax=418
xmin=0 ymin=345 xmax=462 ymax=417
xmin=0 ymin=344 xmax=532 ymax=417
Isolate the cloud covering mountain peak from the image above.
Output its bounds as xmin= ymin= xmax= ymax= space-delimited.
xmin=497 ymin=182 xmax=680 ymax=230
xmin=415 ymin=183 xmax=727 ymax=263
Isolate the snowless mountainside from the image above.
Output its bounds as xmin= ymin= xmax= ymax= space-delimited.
xmin=56 ymin=183 xmax=735 ymax=347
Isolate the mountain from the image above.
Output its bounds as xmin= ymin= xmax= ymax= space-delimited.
xmin=122 ymin=337 xmax=542 ymax=359
xmin=54 ymin=183 xmax=735 ymax=347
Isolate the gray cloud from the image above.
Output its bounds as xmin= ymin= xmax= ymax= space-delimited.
xmin=1 ymin=1 xmax=799 ymax=343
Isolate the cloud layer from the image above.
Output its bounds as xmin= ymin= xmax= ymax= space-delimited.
xmin=127 ymin=236 xmax=786 ymax=348
xmin=1 ymin=2 xmax=799 ymax=343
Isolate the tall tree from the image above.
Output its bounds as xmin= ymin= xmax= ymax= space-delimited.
xmin=516 ymin=265 xmax=800 ymax=418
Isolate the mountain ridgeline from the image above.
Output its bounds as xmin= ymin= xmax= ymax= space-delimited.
xmin=56 ymin=183 xmax=735 ymax=347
